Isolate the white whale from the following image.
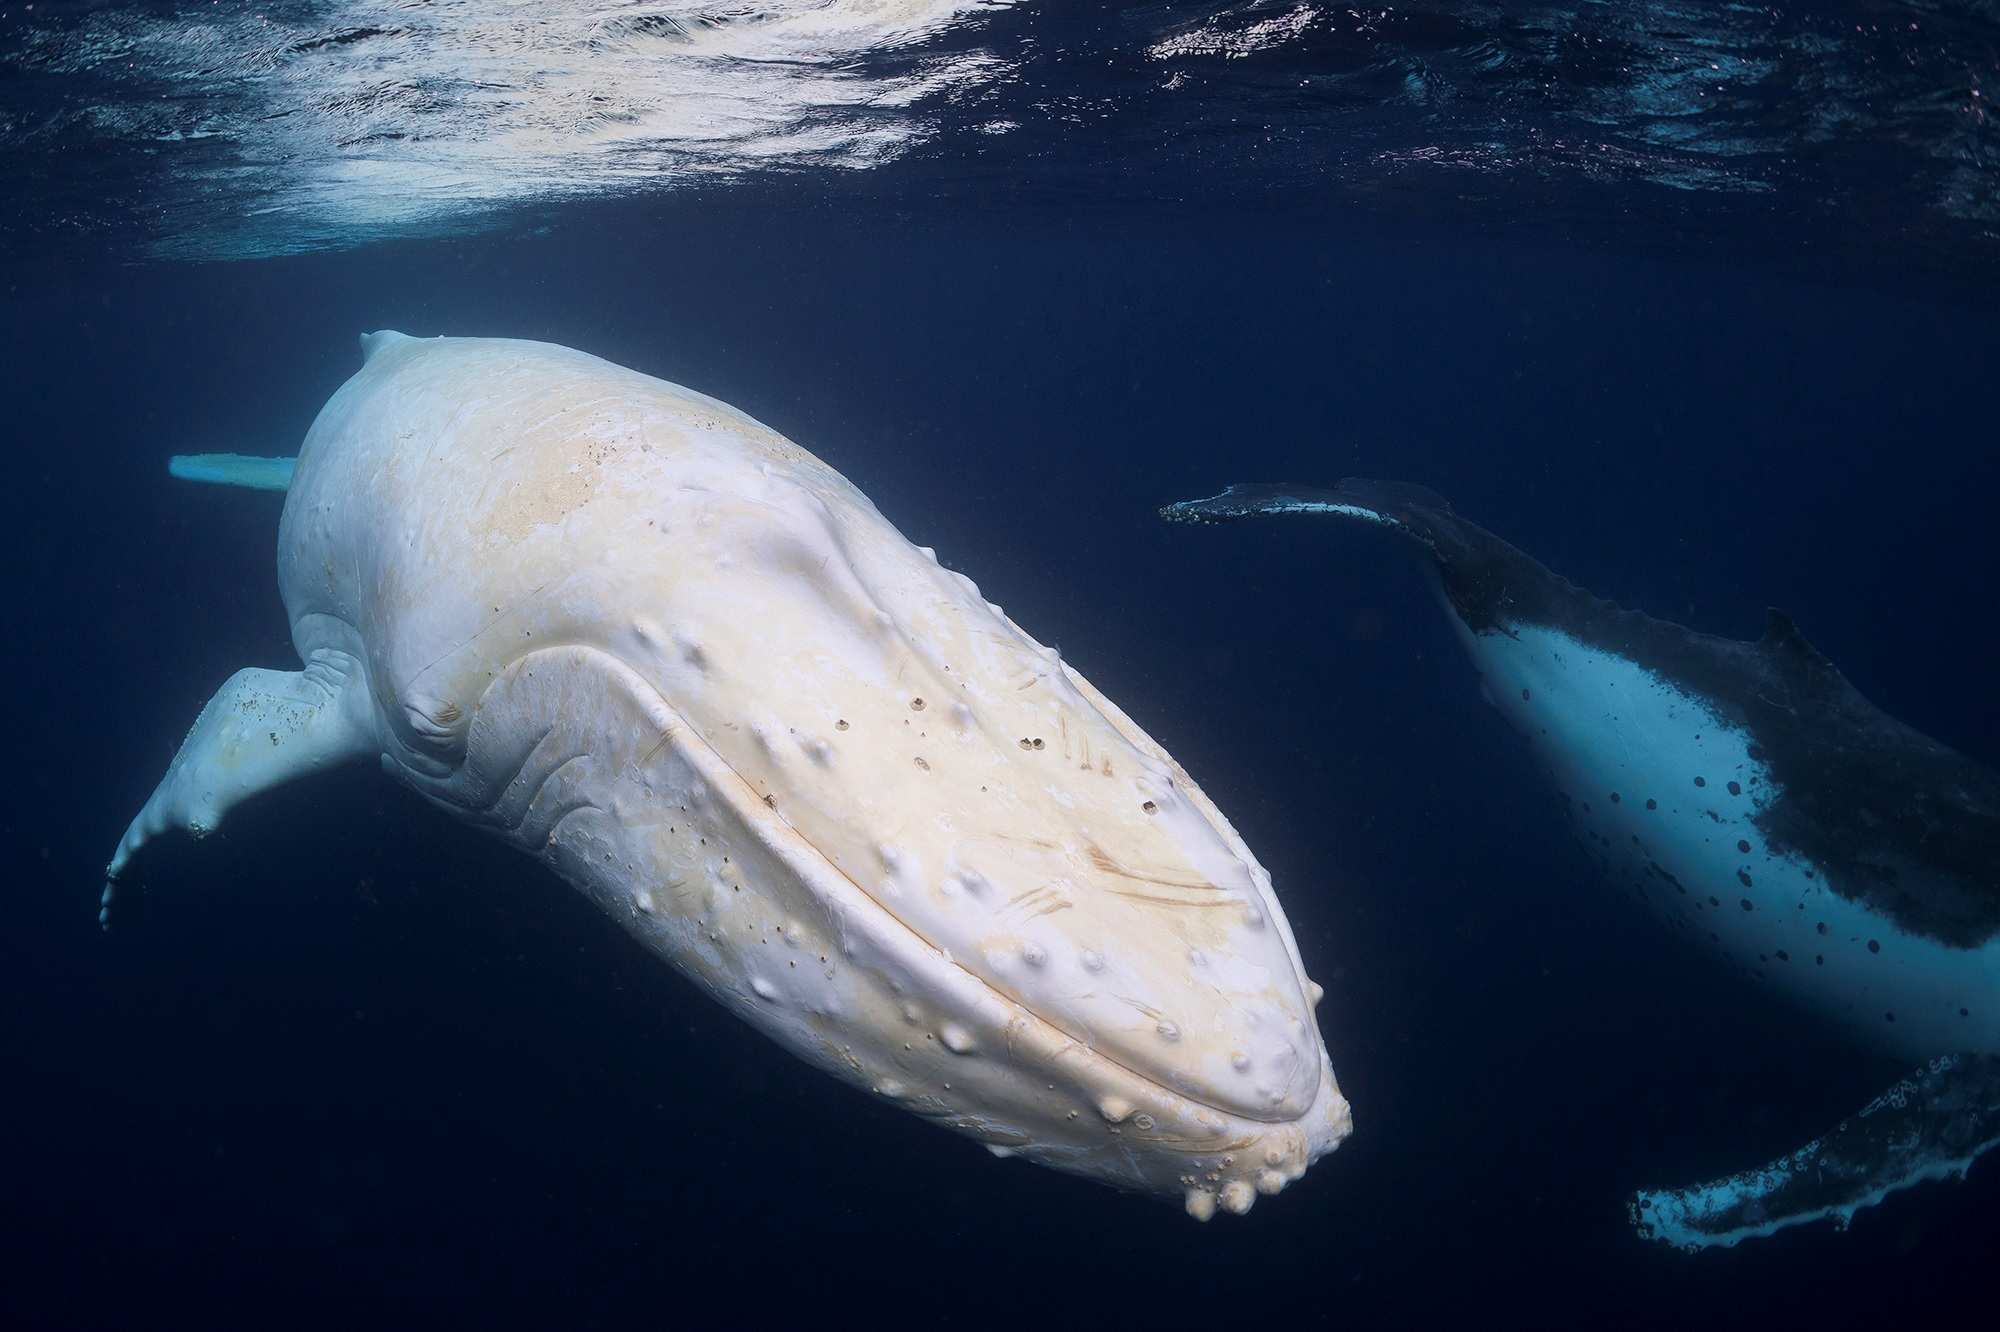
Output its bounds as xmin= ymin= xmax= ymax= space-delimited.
xmin=106 ymin=332 xmax=1350 ymax=1218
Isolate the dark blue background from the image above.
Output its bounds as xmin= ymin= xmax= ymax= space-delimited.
xmin=3 ymin=184 xmax=1995 ymax=1327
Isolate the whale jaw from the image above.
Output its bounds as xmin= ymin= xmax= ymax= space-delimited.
xmin=388 ymin=638 xmax=1352 ymax=1215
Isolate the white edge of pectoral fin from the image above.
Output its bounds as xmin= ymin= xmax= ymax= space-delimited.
xmin=1629 ymin=1053 xmax=2000 ymax=1251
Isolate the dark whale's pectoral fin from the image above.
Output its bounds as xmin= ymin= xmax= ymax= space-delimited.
xmin=1630 ymin=1054 xmax=2000 ymax=1252
xmin=1160 ymin=479 xmax=1475 ymax=598
xmin=101 ymin=648 xmax=374 ymax=929
xmin=1160 ymin=480 xmax=1449 ymax=533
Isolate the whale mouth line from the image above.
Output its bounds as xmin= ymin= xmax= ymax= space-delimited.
xmin=612 ymin=648 xmax=1321 ymax=1129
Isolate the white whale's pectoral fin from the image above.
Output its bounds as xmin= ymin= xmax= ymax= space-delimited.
xmin=1630 ymin=1054 xmax=2000 ymax=1252
xmin=102 ymin=648 xmax=374 ymax=928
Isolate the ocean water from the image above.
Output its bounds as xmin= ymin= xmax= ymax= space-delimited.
xmin=3 ymin=3 xmax=1997 ymax=1327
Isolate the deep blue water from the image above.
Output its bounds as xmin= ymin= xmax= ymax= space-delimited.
xmin=5 ymin=3 xmax=2000 ymax=1328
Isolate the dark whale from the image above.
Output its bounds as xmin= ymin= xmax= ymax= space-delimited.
xmin=1161 ymin=479 xmax=2000 ymax=1249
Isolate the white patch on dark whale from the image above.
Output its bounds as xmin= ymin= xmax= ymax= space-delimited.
xmin=1463 ymin=620 xmax=1998 ymax=1060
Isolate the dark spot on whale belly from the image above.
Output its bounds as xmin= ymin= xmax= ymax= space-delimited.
xmin=1645 ymin=798 xmax=1657 ymax=810
xmin=1694 ymin=776 xmax=1706 ymax=788
xmin=1868 ymin=939 xmax=1880 ymax=953
xmin=1727 ymin=780 xmax=1742 ymax=796
xmin=1737 ymin=868 xmax=1754 ymax=888
xmin=1521 ymin=687 xmax=1531 ymax=701
xmin=1736 ymin=839 xmax=1752 ymax=853
xmin=1740 ymin=898 xmax=1754 ymax=911
xmin=1817 ymin=921 xmax=1828 ymax=934
xmin=1775 ymin=950 xmax=1789 ymax=961
xmin=1610 ymin=792 xmax=1621 ymax=804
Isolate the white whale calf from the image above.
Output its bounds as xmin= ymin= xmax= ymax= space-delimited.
xmin=107 ymin=332 xmax=1350 ymax=1217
